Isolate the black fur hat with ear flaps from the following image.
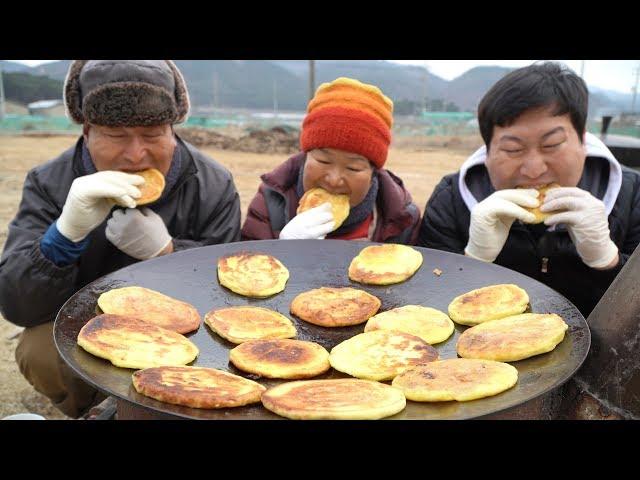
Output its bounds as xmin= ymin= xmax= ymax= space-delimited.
xmin=63 ymin=60 xmax=190 ymax=127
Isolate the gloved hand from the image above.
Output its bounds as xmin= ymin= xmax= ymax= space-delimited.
xmin=541 ymin=187 xmax=619 ymax=269
xmin=56 ymin=171 xmax=144 ymax=242
xmin=105 ymin=208 xmax=173 ymax=260
xmin=465 ymin=189 xmax=539 ymax=262
xmin=279 ymin=203 xmax=335 ymax=240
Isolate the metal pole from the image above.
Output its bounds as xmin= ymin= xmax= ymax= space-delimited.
xmin=423 ymin=61 xmax=429 ymax=114
xmin=273 ymin=78 xmax=278 ymax=117
xmin=631 ymin=64 xmax=640 ymax=114
xmin=308 ymin=60 xmax=315 ymax=104
xmin=0 ymin=64 xmax=6 ymax=121
xmin=213 ymin=72 xmax=219 ymax=110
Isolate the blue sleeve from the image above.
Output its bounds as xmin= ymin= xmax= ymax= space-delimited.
xmin=39 ymin=221 xmax=91 ymax=267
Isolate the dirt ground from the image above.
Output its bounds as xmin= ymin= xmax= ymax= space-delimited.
xmin=0 ymin=133 xmax=479 ymax=420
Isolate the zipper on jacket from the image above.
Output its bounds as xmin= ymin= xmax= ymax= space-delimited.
xmin=541 ymin=257 xmax=549 ymax=273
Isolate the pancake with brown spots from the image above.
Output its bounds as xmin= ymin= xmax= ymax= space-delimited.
xmin=261 ymin=379 xmax=406 ymax=420
xmin=204 ymin=306 xmax=296 ymax=344
xmin=135 ymin=168 xmax=165 ymax=205
xmin=448 ymin=284 xmax=529 ymax=326
xmin=77 ymin=314 xmax=198 ymax=369
xmin=392 ymin=359 xmax=518 ymax=402
xmin=456 ymin=313 xmax=569 ymax=362
xmin=132 ymin=366 xmax=265 ymax=409
xmin=290 ymin=287 xmax=381 ymax=327
xmin=518 ymin=182 xmax=561 ymax=224
xmin=97 ymin=286 xmax=201 ymax=334
xmin=364 ymin=305 xmax=455 ymax=344
xmin=329 ymin=330 xmax=439 ymax=381
xmin=229 ymin=339 xmax=330 ymax=379
xmin=217 ymin=251 xmax=289 ymax=298
xmin=348 ymin=244 xmax=423 ymax=285
xmin=297 ymin=187 xmax=350 ymax=231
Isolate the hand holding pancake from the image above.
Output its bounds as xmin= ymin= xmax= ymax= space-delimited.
xmin=541 ymin=187 xmax=619 ymax=269
xmin=57 ymin=171 xmax=144 ymax=242
xmin=279 ymin=202 xmax=335 ymax=240
xmin=465 ymin=189 xmax=539 ymax=262
xmin=106 ymin=208 xmax=172 ymax=260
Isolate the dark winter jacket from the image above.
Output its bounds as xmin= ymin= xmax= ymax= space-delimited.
xmin=418 ymin=132 xmax=640 ymax=317
xmin=241 ymin=152 xmax=421 ymax=244
xmin=0 ymin=135 xmax=241 ymax=327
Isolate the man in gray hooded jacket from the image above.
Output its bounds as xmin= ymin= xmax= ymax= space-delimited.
xmin=0 ymin=60 xmax=241 ymax=417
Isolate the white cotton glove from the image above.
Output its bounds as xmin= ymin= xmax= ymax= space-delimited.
xmin=105 ymin=208 xmax=173 ymax=260
xmin=541 ymin=187 xmax=619 ymax=269
xmin=465 ymin=189 xmax=539 ymax=263
xmin=56 ymin=171 xmax=144 ymax=242
xmin=279 ymin=203 xmax=335 ymax=240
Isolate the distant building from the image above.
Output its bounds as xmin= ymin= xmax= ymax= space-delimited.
xmin=27 ymin=99 xmax=65 ymax=116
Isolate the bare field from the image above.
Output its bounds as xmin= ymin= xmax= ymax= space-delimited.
xmin=0 ymin=134 xmax=476 ymax=419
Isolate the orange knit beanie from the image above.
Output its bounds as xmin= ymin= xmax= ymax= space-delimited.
xmin=300 ymin=77 xmax=394 ymax=169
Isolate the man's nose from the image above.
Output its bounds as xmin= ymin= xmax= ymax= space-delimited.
xmin=122 ymin=136 xmax=147 ymax=163
xmin=520 ymin=151 xmax=548 ymax=179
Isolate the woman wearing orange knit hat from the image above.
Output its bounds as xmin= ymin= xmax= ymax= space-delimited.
xmin=241 ymin=77 xmax=420 ymax=243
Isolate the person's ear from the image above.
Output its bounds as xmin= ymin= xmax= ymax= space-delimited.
xmin=82 ymin=123 xmax=91 ymax=143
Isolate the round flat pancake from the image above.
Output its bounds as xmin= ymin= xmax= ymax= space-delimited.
xmin=218 ymin=251 xmax=289 ymax=298
xmin=97 ymin=286 xmax=201 ymax=334
xmin=229 ymin=339 xmax=330 ymax=379
xmin=204 ymin=306 xmax=296 ymax=344
xmin=456 ymin=313 xmax=569 ymax=362
xmin=261 ymin=379 xmax=406 ymax=420
xmin=448 ymin=284 xmax=529 ymax=326
xmin=329 ymin=330 xmax=439 ymax=381
xmin=518 ymin=182 xmax=561 ymax=224
xmin=77 ymin=314 xmax=198 ymax=370
xmin=290 ymin=287 xmax=381 ymax=327
xmin=132 ymin=366 xmax=265 ymax=409
xmin=135 ymin=168 xmax=165 ymax=205
xmin=297 ymin=187 xmax=350 ymax=231
xmin=392 ymin=359 xmax=518 ymax=402
xmin=348 ymin=244 xmax=423 ymax=285
xmin=364 ymin=305 xmax=454 ymax=345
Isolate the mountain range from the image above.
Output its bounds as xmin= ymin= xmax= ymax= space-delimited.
xmin=1 ymin=60 xmax=634 ymax=116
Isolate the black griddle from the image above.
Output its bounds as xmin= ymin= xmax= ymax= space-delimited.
xmin=54 ymin=239 xmax=590 ymax=420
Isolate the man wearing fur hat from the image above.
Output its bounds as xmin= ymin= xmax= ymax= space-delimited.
xmin=0 ymin=60 xmax=241 ymax=418
xmin=418 ymin=62 xmax=640 ymax=317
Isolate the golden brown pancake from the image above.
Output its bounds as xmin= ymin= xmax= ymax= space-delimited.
xmin=329 ymin=330 xmax=439 ymax=381
xmin=135 ymin=168 xmax=165 ymax=205
xmin=297 ymin=187 xmax=350 ymax=231
xmin=77 ymin=314 xmax=199 ymax=369
xmin=456 ymin=313 xmax=569 ymax=362
xmin=261 ymin=379 xmax=406 ymax=420
xmin=518 ymin=182 xmax=561 ymax=224
xmin=448 ymin=284 xmax=529 ymax=326
xmin=229 ymin=339 xmax=330 ymax=379
xmin=392 ymin=359 xmax=518 ymax=402
xmin=290 ymin=287 xmax=381 ymax=327
xmin=132 ymin=366 xmax=265 ymax=409
xmin=204 ymin=306 xmax=296 ymax=344
xmin=364 ymin=305 xmax=455 ymax=345
xmin=348 ymin=244 xmax=423 ymax=285
xmin=97 ymin=286 xmax=201 ymax=334
xmin=217 ymin=251 xmax=289 ymax=298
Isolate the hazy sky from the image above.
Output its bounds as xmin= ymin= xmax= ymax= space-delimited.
xmin=12 ymin=59 xmax=640 ymax=94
